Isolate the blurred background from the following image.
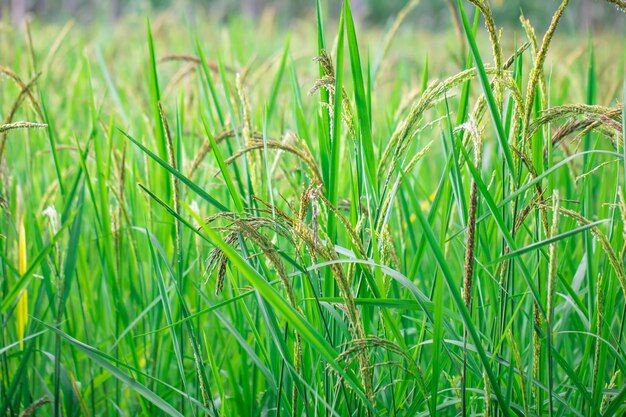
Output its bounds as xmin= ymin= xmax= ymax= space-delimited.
xmin=2 ymin=0 xmax=626 ymax=32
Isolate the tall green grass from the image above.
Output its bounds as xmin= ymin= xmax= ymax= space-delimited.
xmin=1 ymin=1 xmax=626 ymax=415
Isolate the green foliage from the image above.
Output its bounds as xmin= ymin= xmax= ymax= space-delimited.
xmin=1 ymin=1 xmax=626 ymax=416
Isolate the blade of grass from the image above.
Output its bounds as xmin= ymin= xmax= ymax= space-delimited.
xmin=40 ymin=323 xmax=185 ymax=417
xmin=182 ymin=201 xmax=377 ymax=412
xmin=458 ymin=0 xmax=516 ymax=182
xmin=200 ymin=114 xmax=243 ymax=213
xmin=400 ymin=170 xmax=512 ymax=417
xmin=489 ymin=219 xmax=608 ymax=264
xmin=344 ymin=0 xmax=377 ymax=193
xmin=120 ymin=129 xmax=227 ymax=211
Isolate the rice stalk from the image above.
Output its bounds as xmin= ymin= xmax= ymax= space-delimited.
xmin=0 ymin=73 xmax=41 ymax=160
xmin=522 ymin=0 xmax=571 ymax=143
xmin=335 ymin=337 xmax=427 ymax=396
xmin=520 ymin=16 xmax=548 ymax=114
xmin=460 ymin=116 xmax=483 ymax=415
xmin=600 ymin=370 xmax=620 ymax=413
xmin=483 ymin=368 xmax=491 ymax=417
xmin=546 ymin=191 xmax=560 ymax=323
xmin=235 ymin=73 xmax=259 ymax=190
xmin=18 ymin=397 xmax=50 ymax=417
xmin=467 ymin=0 xmax=502 ymax=75
xmin=162 ymin=63 xmax=197 ymax=99
xmin=540 ymin=204 xmax=626 ymax=300
xmin=379 ymin=225 xmax=400 ymax=271
xmin=532 ymin=285 xmax=542 ymax=412
xmin=187 ymin=128 xmax=242 ymax=177
xmin=575 ymin=159 xmax=618 ymax=184
xmin=531 ymin=104 xmax=621 ymax=134
xmin=592 ymin=270 xmax=605 ymax=403
xmin=263 ymin=189 xmax=373 ymax=400
xmin=379 ymin=63 xmax=527 ymax=194
xmin=5 ymin=4 xmax=626 ymax=415
xmin=0 ymin=66 xmax=44 ymax=118
xmin=507 ymin=329 xmax=530 ymax=416
xmin=159 ymin=103 xmax=179 ymax=213
xmin=374 ymin=0 xmax=420 ymax=85
xmin=318 ymin=192 xmax=367 ymax=259
xmin=159 ymin=54 xmax=225 ymax=72
xmin=545 ymin=191 xmax=560 ymax=414
xmin=41 ymin=20 xmax=74 ymax=72
xmin=220 ymin=217 xmax=304 ymax=414
xmin=310 ymin=50 xmax=356 ymax=139
xmin=0 ymin=122 xmax=47 ymax=134
xmin=374 ymin=140 xmax=432 ymax=235
xmin=446 ymin=0 xmax=465 ymax=60
xmin=222 ymin=137 xmax=323 ymax=184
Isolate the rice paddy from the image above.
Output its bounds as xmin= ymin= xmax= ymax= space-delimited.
xmin=2 ymin=0 xmax=626 ymax=415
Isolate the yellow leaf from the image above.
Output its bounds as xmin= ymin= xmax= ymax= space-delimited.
xmin=17 ymin=220 xmax=27 ymax=350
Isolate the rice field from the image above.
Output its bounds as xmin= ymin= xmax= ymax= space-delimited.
xmin=2 ymin=0 xmax=626 ymax=415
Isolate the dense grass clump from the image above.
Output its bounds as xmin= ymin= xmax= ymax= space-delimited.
xmin=2 ymin=0 xmax=626 ymax=415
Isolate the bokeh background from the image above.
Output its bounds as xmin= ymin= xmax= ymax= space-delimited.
xmin=3 ymin=0 xmax=626 ymax=31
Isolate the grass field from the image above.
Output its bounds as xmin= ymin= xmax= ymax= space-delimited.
xmin=2 ymin=0 xmax=626 ymax=415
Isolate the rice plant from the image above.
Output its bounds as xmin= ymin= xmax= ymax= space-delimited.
xmin=1 ymin=0 xmax=626 ymax=415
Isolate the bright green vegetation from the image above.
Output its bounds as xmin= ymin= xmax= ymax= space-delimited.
xmin=2 ymin=1 xmax=626 ymax=415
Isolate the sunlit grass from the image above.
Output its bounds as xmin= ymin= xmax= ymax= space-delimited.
xmin=1 ymin=1 xmax=626 ymax=416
